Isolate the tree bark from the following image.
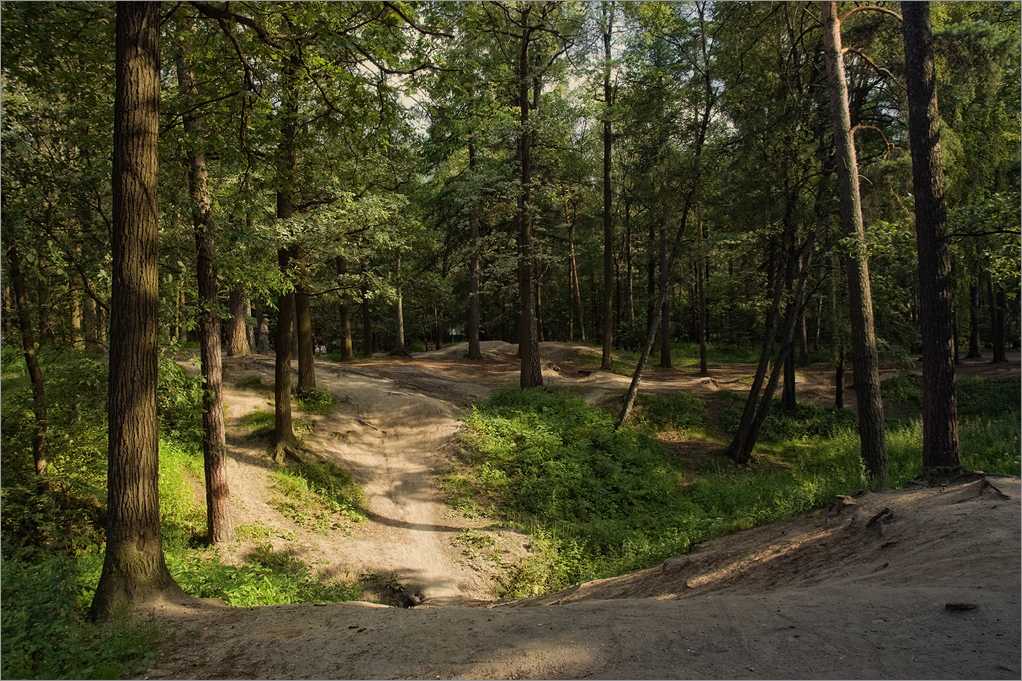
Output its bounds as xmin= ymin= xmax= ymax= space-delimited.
xmin=821 ymin=0 xmax=888 ymax=484
xmin=517 ymin=14 xmax=542 ymax=388
xmin=696 ymin=203 xmax=709 ymax=375
xmin=255 ymin=299 xmax=270 ymax=354
xmin=227 ymin=290 xmax=252 ymax=357
xmin=361 ymin=269 xmax=374 ymax=356
xmin=600 ymin=1 xmax=615 ymax=371
xmin=467 ymin=143 xmax=483 ymax=359
xmin=992 ymin=285 xmax=1008 ymax=363
xmin=5 ymin=240 xmax=48 ymax=487
xmin=91 ymin=2 xmax=185 ymax=619
xmin=336 ymin=256 xmax=354 ymax=361
xmin=178 ymin=39 xmax=233 ymax=544
xmin=903 ymin=1 xmax=960 ymax=471
xmin=392 ymin=250 xmax=406 ymax=354
xmin=658 ymin=219 xmax=672 ymax=368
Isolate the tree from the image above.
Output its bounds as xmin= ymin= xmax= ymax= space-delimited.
xmin=175 ymin=29 xmax=233 ymax=544
xmin=600 ymin=1 xmax=616 ymax=372
xmin=821 ymin=0 xmax=889 ymax=484
xmin=91 ymin=2 xmax=186 ymax=619
xmin=903 ymin=0 xmax=960 ymax=472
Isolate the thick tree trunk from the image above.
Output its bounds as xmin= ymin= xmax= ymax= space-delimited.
xmin=178 ymin=42 xmax=233 ymax=544
xmin=227 ymin=290 xmax=252 ymax=357
xmin=5 ymin=241 xmax=48 ymax=487
xmin=966 ymin=282 xmax=982 ymax=358
xmin=91 ymin=2 xmax=185 ymax=619
xmin=821 ymin=0 xmax=888 ymax=483
xmin=467 ymin=143 xmax=483 ymax=360
xmin=904 ymin=1 xmax=960 ymax=471
xmin=600 ymin=1 xmax=615 ymax=371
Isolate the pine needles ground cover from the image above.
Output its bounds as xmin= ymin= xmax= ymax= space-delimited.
xmin=450 ymin=382 xmax=1020 ymax=599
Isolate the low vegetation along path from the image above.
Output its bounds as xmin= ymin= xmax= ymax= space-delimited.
xmin=157 ymin=342 xmax=1020 ymax=679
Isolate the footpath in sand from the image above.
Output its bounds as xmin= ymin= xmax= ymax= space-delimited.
xmin=154 ymin=342 xmax=1022 ymax=679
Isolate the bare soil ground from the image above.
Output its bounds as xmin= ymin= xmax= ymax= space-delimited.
xmin=150 ymin=342 xmax=1021 ymax=679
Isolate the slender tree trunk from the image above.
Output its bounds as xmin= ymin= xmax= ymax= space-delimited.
xmin=904 ymin=1 xmax=960 ymax=471
xmin=600 ymin=1 xmax=615 ymax=371
xmin=245 ymin=298 xmax=255 ymax=352
xmin=467 ymin=143 xmax=483 ymax=359
xmin=392 ymin=250 xmax=406 ymax=355
xmin=567 ymin=211 xmax=586 ymax=343
xmin=336 ymin=257 xmax=354 ymax=361
xmin=992 ymin=285 xmax=1008 ymax=363
xmin=361 ymin=269 xmax=374 ymax=355
xmin=91 ymin=2 xmax=185 ymax=619
xmin=625 ymin=198 xmax=636 ymax=349
xmin=696 ymin=203 xmax=709 ymax=375
xmin=295 ymin=261 xmax=316 ymax=390
xmin=967 ymin=282 xmax=982 ymax=358
xmin=821 ymin=0 xmax=888 ymax=483
xmin=5 ymin=240 xmax=48 ymax=487
xmin=517 ymin=18 xmax=542 ymax=387
xmin=70 ymin=285 xmax=84 ymax=350
xmin=178 ymin=41 xmax=232 ymax=543
xmin=835 ymin=342 xmax=845 ymax=408
xmin=175 ymin=283 xmax=187 ymax=344
xmin=227 ymin=290 xmax=251 ymax=357
xmin=659 ymin=220 xmax=672 ymax=368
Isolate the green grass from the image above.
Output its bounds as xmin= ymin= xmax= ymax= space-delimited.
xmin=270 ymin=461 xmax=367 ymax=532
xmin=239 ymin=409 xmax=312 ymax=438
xmin=295 ymin=386 xmax=336 ymax=415
xmin=450 ymin=382 xmax=1020 ymax=599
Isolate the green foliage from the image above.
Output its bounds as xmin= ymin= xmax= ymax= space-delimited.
xmin=295 ymin=386 xmax=336 ymax=415
xmin=717 ymin=391 xmax=859 ymax=442
xmin=270 ymin=461 xmax=367 ymax=531
xmin=169 ymin=545 xmax=361 ymax=607
xmin=157 ymin=354 xmax=205 ymax=446
xmin=1 ymin=550 xmax=159 ymax=680
xmin=239 ymin=409 xmax=313 ymax=438
xmin=632 ymin=392 xmax=710 ymax=435
xmin=881 ymin=373 xmax=923 ymax=410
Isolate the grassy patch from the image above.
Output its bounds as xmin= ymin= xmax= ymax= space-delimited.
xmin=632 ymin=392 xmax=711 ymax=436
xmin=295 ymin=386 xmax=336 ymax=415
xmin=270 ymin=461 xmax=367 ymax=532
xmin=236 ymin=373 xmax=270 ymax=391
xmin=452 ymin=383 xmax=1019 ymax=599
xmin=239 ymin=409 xmax=313 ymax=438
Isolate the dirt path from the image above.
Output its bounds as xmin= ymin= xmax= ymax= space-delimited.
xmin=154 ymin=342 xmax=1020 ymax=679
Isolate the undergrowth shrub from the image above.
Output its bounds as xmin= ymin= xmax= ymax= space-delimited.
xmin=632 ymin=392 xmax=709 ymax=434
xmin=717 ymin=391 xmax=858 ymax=441
xmin=295 ymin=386 xmax=336 ymax=414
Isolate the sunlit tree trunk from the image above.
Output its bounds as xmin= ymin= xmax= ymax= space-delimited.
xmin=227 ymin=290 xmax=252 ymax=357
xmin=821 ymin=0 xmax=888 ymax=484
xmin=91 ymin=2 xmax=186 ymax=619
xmin=467 ymin=142 xmax=483 ymax=360
xmin=295 ymin=259 xmax=316 ymax=390
xmin=600 ymin=1 xmax=615 ymax=371
xmin=177 ymin=38 xmax=233 ymax=543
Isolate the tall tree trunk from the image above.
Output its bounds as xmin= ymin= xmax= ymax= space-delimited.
xmin=70 ymin=286 xmax=84 ymax=350
xmin=821 ymin=0 xmax=888 ymax=484
xmin=625 ymin=197 xmax=636 ymax=349
xmin=966 ymin=282 xmax=982 ymax=358
xmin=467 ymin=143 xmax=483 ymax=359
xmin=227 ymin=290 xmax=252 ymax=357
xmin=392 ymin=250 xmax=406 ymax=354
xmin=178 ymin=40 xmax=233 ymax=544
xmin=5 ymin=240 xmax=48 ymax=487
xmin=272 ymin=55 xmax=301 ymax=462
xmin=361 ymin=269 xmax=374 ymax=355
xmin=835 ymin=342 xmax=846 ymax=408
xmin=696 ymin=203 xmax=709 ymax=375
xmin=600 ymin=1 xmax=615 ymax=371
xmin=566 ymin=208 xmax=586 ymax=343
xmin=904 ymin=1 xmax=960 ymax=471
xmin=245 ymin=298 xmax=255 ymax=352
xmin=658 ymin=220 xmax=672 ymax=368
xmin=176 ymin=283 xmax=187 ymax=344
xmin=91 ymin=2 xmax=185 ymax=619
xmin=295 ymin=260 xmax=316 ymax=390
xmin=517 ymin=17 xmax=542 ymax=387
xmin=335 ymin=257 xmax=354 ymax=361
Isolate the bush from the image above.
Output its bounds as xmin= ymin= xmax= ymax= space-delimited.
xmin=295 ymin=386 xmax=336 ymax=415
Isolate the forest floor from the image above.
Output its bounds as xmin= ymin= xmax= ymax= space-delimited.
xmin=148 ymin=341 xmax=1021 ymax=679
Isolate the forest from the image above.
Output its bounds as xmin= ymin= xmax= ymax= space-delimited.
xmin=1 ymin=1 xmax=1020 ymax=679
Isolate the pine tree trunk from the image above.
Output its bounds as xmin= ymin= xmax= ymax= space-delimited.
xmin=659 ymin=222 xmax=672 ymax=369
xmin=91 ymin=2 xmax=185 ymax=619
xmin=467 ymin=143 xmax=483 ymax=360
xmin=361 ymin=270 xmax=374 ymax=356
xmin=821 ymin=0 xmax=888 ymax=483
xmin=70 ymin=286 xmax=84 ymax=350
xmin=178 ymin=41 xmax=233 ymax=543
xmin=227 ymin=290 xmax=252 ymax=357
xmin=393 ymin=250 xmax=406 ymax=355
xmin=517 ymin=19 xmax=542 ymax=388
xmin=904 ymin=1 xmax=960 ymax=471
xmin=600 ymin=1 xmax=615 ymax=371
xmin=696 ymin=204 xmax=709 ymax=375
xmin=255 ymin=299 xmax=270 ymax=354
